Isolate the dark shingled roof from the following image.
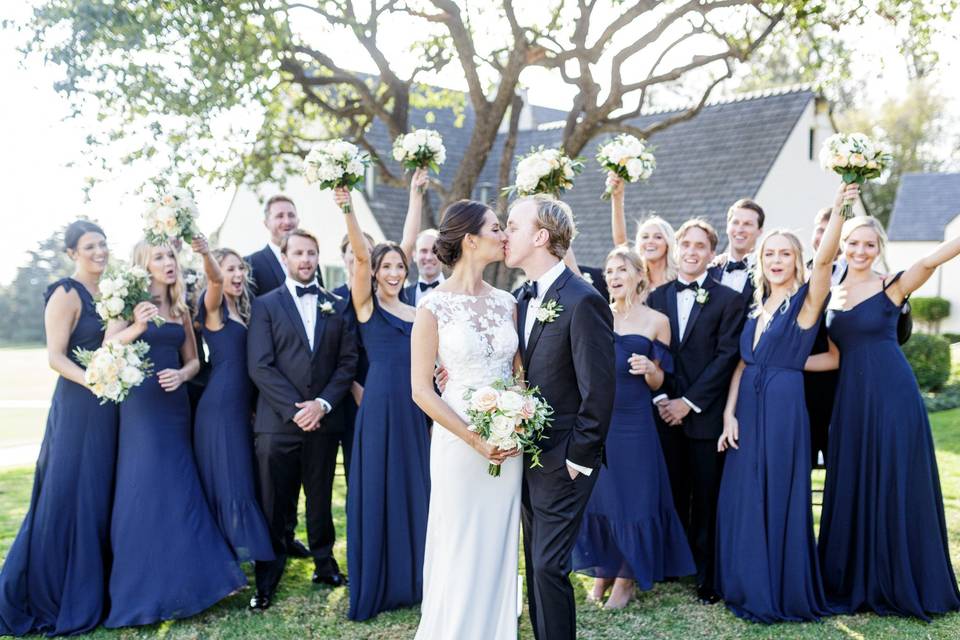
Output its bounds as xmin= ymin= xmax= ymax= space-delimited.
xmin=887 ymin=173 xmax=960 ymax=242
xmin=367 ymin=87 xmax=814 ymax=266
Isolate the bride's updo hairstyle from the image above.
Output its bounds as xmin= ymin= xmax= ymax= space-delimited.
xmin=432 ymin=199 xmax=491 ymax=267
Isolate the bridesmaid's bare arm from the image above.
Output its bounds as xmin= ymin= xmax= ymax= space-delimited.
xmin=44 ymin=286 xmax=87 ymax=386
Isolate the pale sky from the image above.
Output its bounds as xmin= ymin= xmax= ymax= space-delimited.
xmin=1 ymin=1 xmax=958 ymax=284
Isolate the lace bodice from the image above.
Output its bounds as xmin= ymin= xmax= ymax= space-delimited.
xmin=420 ymin=289 xmax=518 ymax=416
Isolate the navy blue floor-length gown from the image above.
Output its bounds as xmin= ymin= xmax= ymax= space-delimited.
xmin=715 ymin=283 xmax=829 ymax=623
xmin=194 ymin=296 xmax=274 ymax=562
xmin=346 ymin=299 xmax=430 ymax=621
xmin=573 ymin=334 xmax=694 ymax=589
xmin=820 ymin=273 xmax=960 ymax=619
xmin=0 ymin=278 xmax=118 ymax=636
xmin=105 ymin=321 xmax=246 ymax=628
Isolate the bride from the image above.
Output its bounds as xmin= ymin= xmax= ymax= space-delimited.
xmin=411 ymin=199 xmax=524 ymax=639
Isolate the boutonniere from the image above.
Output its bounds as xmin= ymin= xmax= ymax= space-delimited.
xmin=318 ymin=300 xmax=336 ymax=316
xmin=695 ymin=287 xmax=709 ymax=305
xmin=581 ymin=272 xmax=594 ymax=285
xmin=535 ymin=299 xmax=563 ymax=324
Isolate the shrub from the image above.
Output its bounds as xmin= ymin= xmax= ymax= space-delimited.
xmin=912 ymin=297 xmax=951 ymax=333
xmin=943 ymin=332 xmax=960 ymax=344
xmin=925 ymin=383 xmax=960 ymax=413
xmin=903 ymin=333 xmax=951 ymax=391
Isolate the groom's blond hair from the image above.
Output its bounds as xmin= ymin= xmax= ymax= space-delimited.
xmin=512 ymin=195 xmax=576 ymax=260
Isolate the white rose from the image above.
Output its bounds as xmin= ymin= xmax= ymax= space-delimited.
xmin=99 ymin=279 xmax=116 ymax=297
xmin=402 ymin=135 xmax=421 ymax=155
xmin=125 ymin=353 xmax=141 ymax=367
xmin=104 ymin=381 xmax=122 ymax=400
xmin=562 ymin=163 xmax=575 ymax=179
xmin=516 ymin=172 xmax=539 ymax=192
xmin=626 ymin=158 xmax=644 ymax=181
xmin=392 ymin=145 xmax=406 ymax=162
xmin=120 ymin=366 xmax=143 ymax=386
xmin=497 ymin=390 xmax=524 ymax=416
xmin=304 ymin=163 xmax=319 ymax=183
xmin=490 ymin=414 xmax=518 ymax=444
xmin=105 ymin=296 xmax=125 ymax=317
xmin=849 ymin=153 xmax=867 ymax=167
xmin=434 ymin=148 xmax=446 ymax=165
xmin=155 ymin=206 xmax=176 ymax=222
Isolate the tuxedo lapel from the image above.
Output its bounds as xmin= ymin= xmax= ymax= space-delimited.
xmin=680 ymin=278 xmax=714 ymax=347
xmin=516 ymin=290 xmax=529 ymax=355
xmin=523 ymin=268 xmax=573 ymax=372
xmin=278 ymin=287 xmax=312 ymax=352
xmin=311 ymin=293 xmax=332 ymax=358
xmin=265 ymin=246 xmax=285 ymax=290
xmin=665 ymin=282 xmax=681 ymax=350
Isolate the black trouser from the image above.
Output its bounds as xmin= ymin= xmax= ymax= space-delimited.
xmin=254 ymin=430 xmax=340 ymax=596
xmin=522 ymin=464 xmax=599 ymax=640
xmin=656 ymin=424 xmax=725 ymax=589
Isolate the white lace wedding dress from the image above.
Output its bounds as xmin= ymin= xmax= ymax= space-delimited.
xmin=415 ymin=289 xmax=522 ymax=640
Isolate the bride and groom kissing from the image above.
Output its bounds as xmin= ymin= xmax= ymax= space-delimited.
xmin=410 ymin=194 xmax=615 ymax=640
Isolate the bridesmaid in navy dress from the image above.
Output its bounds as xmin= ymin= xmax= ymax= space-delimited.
xmin=714 ymin=184 xmax=852 ymax=622
xmin=819 ymin=212 xmax=960 ymax=619
xmin=334 ymin=185 xmax=430 ymax=621
xmin=104 ymin=240 xmax=245 ymax=628
xmin=608 ymin=173 xmax=677 ymax=292
xmin=191 ymin=236 xmax=274 ymax=563
xmin=574 ymin=245 xmax=694 ymax=609
xmin=0 ymin=221 xmax=117 ymax=636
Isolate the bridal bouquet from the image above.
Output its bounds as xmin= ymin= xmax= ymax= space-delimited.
xmin=143 ymin=187 xmax=200 ymax=245
xmin=392 ymin=128 xmax=446 ymax=173
xmin=95 ymin=264 xmax=164 ymax=328
xmin=596 ymin=134 xmax=656 ymax=199
xmin=819 ymin=132 xmax=892 ymax=215
xmin=509 ymin=147 xmax=584 ymax=197
xmin=302 ymin=138 xmax=371 ymax=213
xmin=73 ymin=340 xmax=153 ymax=404
xmin=463 ymin=376 xmax=553 ymax=477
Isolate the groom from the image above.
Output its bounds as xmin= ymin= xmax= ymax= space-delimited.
xmin=505 ymin=195 xmax=615 ymax=640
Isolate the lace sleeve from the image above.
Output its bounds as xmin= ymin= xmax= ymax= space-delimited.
xmin=418 ymin=292 xmax=451 ymax=328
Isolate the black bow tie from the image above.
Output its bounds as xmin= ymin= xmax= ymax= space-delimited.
xmin=676 ymin=280 xmax=700 ymax=293
xmin=725 ymin=260 xmax=748 ymax=273
xmin=419 ymin=281 xmax=440 ymax=292
xmin=518 ymin=280 xmax=539 ymax=302
xmin=296 ymin=284 xmax=319 ymax=297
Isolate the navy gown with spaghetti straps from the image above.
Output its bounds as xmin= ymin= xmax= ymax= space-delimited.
xmin=194 ymin=294 xmax=274 ymax=562
xmin=0 ymin=278 xmax=118 ymax=636
xmin=105 ymin=321 xmax=246 ymax=628
xmin=819 ymin=273 xmax=960 ymax=619
xmin=714 ymin=283 xmax=830 ymax=622
xmin=346 ymin=298 xmax=430 ymax=621
xmin=573 ymin=334 xmax=694 ymax=589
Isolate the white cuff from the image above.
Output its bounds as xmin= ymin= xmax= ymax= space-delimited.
xmin=681 ymin=397 xmax=702 ymax=414
xmin=566 ymin=459 xmax=593 ymax=476
xmin=652 ymin=393 xmax=668 ymax=406
xmin=315 ymin=397 xmax=332 ymax=413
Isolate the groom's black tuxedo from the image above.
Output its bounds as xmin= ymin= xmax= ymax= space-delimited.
xmin=247 ymin=284 xmax=357 ymax=597
xmin=246 ymin=244 xmax=324 ymax=298
xmin=647 ymin=275 xmax=744 ymax=591
xmin=517 ymin=266 xmax=615 ymax=640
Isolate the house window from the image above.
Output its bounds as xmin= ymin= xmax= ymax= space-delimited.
xmin=808 ymin=128 xmax=815 ymax=161
xmin=365 ymin=164 xmax=376 ymax=199
xmin=477 ymin=182 xmax=493 ymax=204
xmin=323 ymin=265 xmax=347 ymax=290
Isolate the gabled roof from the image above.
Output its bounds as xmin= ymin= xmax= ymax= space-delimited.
xmin=888 ymin=173 xmax=960 ymax=242
xmin=366 ymin=86 xmax=815 ymax=265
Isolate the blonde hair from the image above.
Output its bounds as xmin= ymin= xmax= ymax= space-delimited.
xmin=841 ymin=216 xmax=888 ymax=268
xmin=512 ymin=195 xmax=576 ymax=260
xmin=131 ymin=240 xmax=190 ymax=320
xmin=605 ymin=245 xmax=649 ymax=307
xmin=212 ymin=248 xmax=252 ymax=324
xmin=749 ymin=230 xmax=806 ymax=318
xmin=675 ymin=218 xmax=719 ymax=251
xmin=634 ymin=216 xmax=678 ymax=283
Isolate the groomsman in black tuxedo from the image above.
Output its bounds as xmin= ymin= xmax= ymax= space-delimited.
xmin=402 ymin=228 xmax=445 ymax=305
xmin=647 ymin=219 xmax=745 ymax=604
xmin=247 ymin=195 xmax=323 ymax=297
xmin=247 ymin=229 xmax=358 ymax=610
xmin=708 ymin=199 xmax=765 ymax=306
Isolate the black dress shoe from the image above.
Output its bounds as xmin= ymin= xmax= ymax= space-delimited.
xmin=696 ymin=585 xmax=720 ymax=605
xmin=249 ymin=593 xmax=272 ymax=610
xmin=312 ymin=570 xmax=347 ymax=587
xmin=286 ymin=538 xmax=310 ymax=558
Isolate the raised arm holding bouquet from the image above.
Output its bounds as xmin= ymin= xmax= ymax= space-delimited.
xmin=819 ymin=132 xmax=892 ymax=216
xmin=303 ymin=139 xmax=371 ymax=214
xmin=597 ymin=134 xmax=656 ymax=200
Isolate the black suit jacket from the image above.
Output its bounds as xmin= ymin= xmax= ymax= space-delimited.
xmin=578 ymin=265 xmax=609 ymax=303
xmin=246 ymin=245 xmax=323 ymax=298
xmin=647 ymin=277 xmax=745 ymax=440
xmin=518 ymin=267 xmax=615 ymax=472
xmin=247 ymin=285 xmax=358 ymax=435
xmin=708 ymin=262 xmax=754 ymax=311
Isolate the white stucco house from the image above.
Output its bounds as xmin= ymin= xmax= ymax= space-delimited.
xmin=887 ymin=173 xmax=960 ymax=333
xmin=213 ymin=84 xmax=852 ymax=287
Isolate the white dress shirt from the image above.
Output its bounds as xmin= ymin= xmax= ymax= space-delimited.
xmin=414 ymin=272 xmax=445 ymax=305
xmin=651 ymin=273 xmax=706 ymax=414
xmin=284 ymin=277 xmax=331 ymax=412
xmin=269 ymin=241 xmax=288 ymax=277
xmin=719 ymin=253 xmax=754 ymax=293
xmin=521 ymin=260 xmax=593 ymax=477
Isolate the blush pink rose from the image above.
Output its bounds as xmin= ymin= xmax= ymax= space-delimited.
xmin=471 ymin=386 xmax=500 ymax=413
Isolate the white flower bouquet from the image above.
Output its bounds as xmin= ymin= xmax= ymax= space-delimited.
xmin=143 ymin=187 xmax=200 ymax=246
xmin=819 ymin=132 xmax=892 ymax=215
xmin=95 ymin=264 xmax=164 ymax=328
xmin=392 ymin=129 xmax=446 ymax=178
xmin=596 ymin=134 xmax=656 ymax=199
xmin=302 ymin=138 xmax=371 ymax=213
xmin=463 ymin=376 xmax=553 ymax=477
xmin=508 ymin=146 xmax=584 ymax=197
xmin=73 ymin=340 xmax=154 ymax=404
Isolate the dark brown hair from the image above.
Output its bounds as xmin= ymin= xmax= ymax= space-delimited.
xmin=340 ymin=231 xmax=376 ymax=255
xmin=433 ymin=200 xmax=491 ymax=266
xmin=370 ymin=242 xmax=409 ymax=288
xmin=64 ymin=220 xmax=105 ymax=252
xmin=281 ymin=228 xmax=319 ymax=253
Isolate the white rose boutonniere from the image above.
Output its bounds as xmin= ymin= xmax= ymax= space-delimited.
xmin=318 ymin=300 xmax=336 ymax=316
xmin=535 ymin=299 xmax=564 ymax=324
xmin=581 ymin=272 xmax=594 ymax=285
xmin=695 ymin=287 xmax=709 ymax=305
